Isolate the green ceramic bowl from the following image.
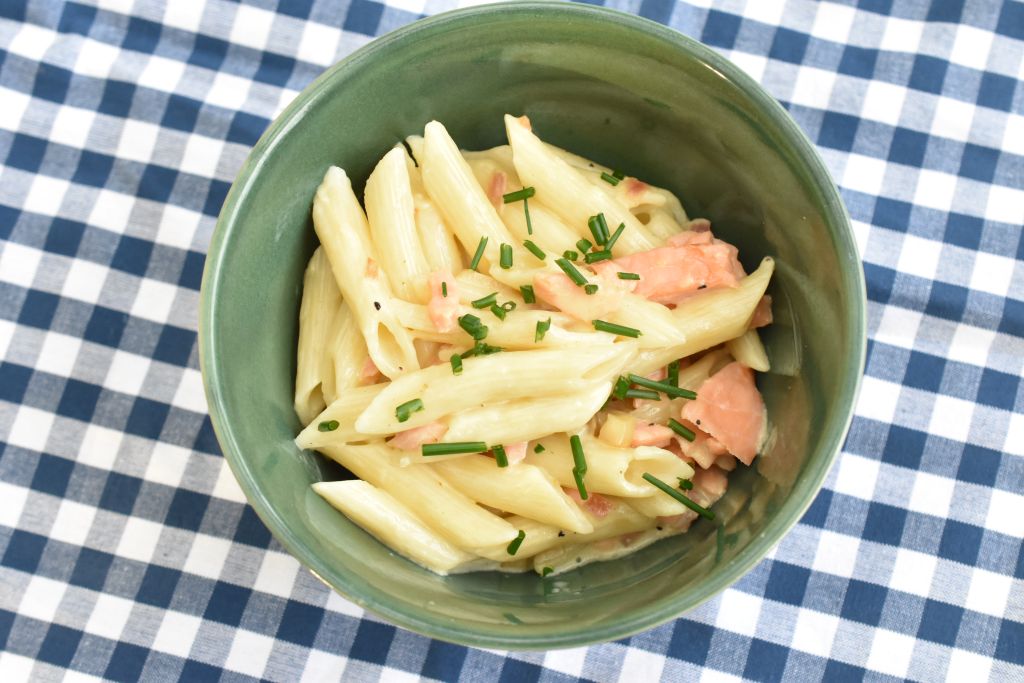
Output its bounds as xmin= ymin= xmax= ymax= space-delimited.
xmin=200 ymin=2 xmax=866 ymax=649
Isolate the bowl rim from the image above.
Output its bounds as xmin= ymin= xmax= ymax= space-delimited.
xmin=199 ymin=0 xmax=868 ymax=649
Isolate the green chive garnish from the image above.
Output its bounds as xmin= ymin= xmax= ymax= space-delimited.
xmin=507 ymin=529 xmax=526 ymax=555
xmin=642 ymin=472 xmax=715 ymax=520
xmin=534 ymin=444 xmax=545 ymax=453
xmin=462 ymin=341 xmax=504 ymax=357
xmin=576 ymin=238 xmax=593 ymax=253
xmin=471 ymin=292 xmax=498 ymax=309
xmin=503 ymin=187 xmax=535 ymax=203
xmin=458 ymin=314 xmax=488 ymax=340
xmin=555 ymin=258 xmax=587 ymax=286
xmin=572 ymin=467 xmax=588 ymax=500
xmin=542 ymin=566 xmax=553 ymax=576
xmin=395 ymin=398 xmax=424 ymax=423
xmin=470 ymin=236 xmax=488 ymax=271
xmin=617 ymin=272 xmax=640 ymax=280
xmin=667 ymin=360 xmax=680 ymax=387
xmin=501 ymin=301 xmax=516 ymax=312
xmin=624 ymin=388 xmax=660 ymax=401
xmin=524 ymin=197 xmax=533 ymax=235
xmin=318 ymin=420 xmax=339 ymax=432
xmin=422 ymin=441 xmax=488 ymax=456
xmin=441 ymin=281 xmax=448 ymax=297
xmin=668 ymin=418 xmax=696 ymax=441
xmin=523 ymin=240 xmax=545 ymax=261
xmin=569 ymin=435 xmax=586 ymax=475
xmin=585 ymin=250 xmax=612 ymax=264
xmin=584 ymin=284 xmax=598 ymax=295
xmin=592 ymin=320 xmax=641 ymax=337
xmin=627 ymin=373 xmax=697 ymax=399
xmin=535 ymin=318 xmax=551 ymax=342
xmin=493 ymin=445 xmax=509 ymax=467
xmin=500 ymin=243 xmax=513 ymax=269
xmin=612 ymin=376 xmax=630 ymax=399
xmin=678 ymin=477 xmax=694 ymax=491
xmin=600 ymin=172 xmax=620 ymax=186
xmin=612 ymin=170 xmax=625 ymax=180
xmin=490 ymin=303 xmax=506 ymax=320
xmin=606 ymin=223 xmax=626 ymax=251
xmin=450 ymin=354 xmax=463 ymax=375
xmin=563 ymin=250 xmax=579 ymax=261
xmin=520 ymin=285 xmax=536 ymax=303
xmin=588 ymin=214 xmax=608 ymax=245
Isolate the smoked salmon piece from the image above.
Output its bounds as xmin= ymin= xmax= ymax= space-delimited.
xmin=682 ymin=362 xmax=766 ymax=465
xmin=389 ymin=421 xmax=447 ymax=450
xmin=427 ymin=270 xmax=459 ymax=333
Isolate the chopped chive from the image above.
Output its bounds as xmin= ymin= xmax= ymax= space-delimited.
xmin=541 ymin=566 xmax=553 ymax=576
xmin=624 ymin=388 xmax=660 ymax=401
xmin=612 ymin=169 xmax=625 ymax=180
xmin=642 ymin=472 xmax=715 ymax=520
xmin=572 ymin=467 xmax=588 ymax=500
xmin=584 ymin=284 xmax=599 ymax=295
xmin=503 ymin=187 xmax=535 ymax=203
xmin=569 ymin=434 xmax=587 ymax=475
xmin=422 ymin=441 xmax=488 ymax=456
xmin=678 ymin=477 xmax=694 ymax=491
xmin=500 ymin=243 xmax=513 ymax=269
xmin=318 ymin=420 xmax=340 ymax=432
xmin=584 ymin=250 xmax=612 ymax=264
xmin=534 ymin=443 xmax=546 ymax=453
xmin=605 ymin=223 xmax=626 ymax=251
xmin=535 ymin=317 xmax=552 ymax=342
xmin=450 ymin=353 xmax=463 ymax=375
xmin=471 ymin=292 xmax=498 ymax=309
xmin=524 ymin=197 xmax=533 ymax=235
xmin=462 ymin=340 xmax=504 ymax=357
xmin=395 ymin=398 xmax=424 ymax=423
xmin=667 ymin=360 xmax=680 ymax=387
xmin=563 ymin=250 xmax=579 ymax=261
xmin=596 ymin=214 xmax=610 ymax=242
xmin=668 ymin=418 xmax=696 ymax=442
xmin=520 ymin=284 xmax=536 ymax=303
xmin=600 ymin=172 xmax=620 ymax=186
xmin=576 ymin=238 xmax=593 ymax=253
xmin=612 ymin=376 xmax=630 ymax=399
xmin=523 ymin=240 xmax=546 ymax=261
xmin=501 ymin=301 xmax=517 ymax=312
xmin=490 ymin=303 xmax=507 ymax=320
xmin=627 ymin=373 xmax=698 ymax=399
xmin=441 ymin=281 xmax=448 ymax=297
xmin=592 ymin=320 xmax=642 ymax=337
xmin=458 ymin=314 xmax=488 ymax=340
xmin=506 ymin=529 xmax=526 ymax=555
xmin=617 ymin=271 xmax=640 ymax=280
xmin=588 ymin=214 xmax=608 ymax=245
xmin=554 ymin=258 xmax=588 ymax=286
xmin=469 ymin=236 xmax=488 ymax=271
xmin=493 ymin=445 xmax=509 ymax=467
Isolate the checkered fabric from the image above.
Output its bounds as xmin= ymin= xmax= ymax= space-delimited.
xmin=0 ymin=0 xmax=1021 ymax=680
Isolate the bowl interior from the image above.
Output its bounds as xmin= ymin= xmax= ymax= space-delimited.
xmin=201 ymin=3 xmax=865 ymax=648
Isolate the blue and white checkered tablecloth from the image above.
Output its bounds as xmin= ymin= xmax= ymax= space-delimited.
xmin=0 ymin=0 xmax=1021 ymax=680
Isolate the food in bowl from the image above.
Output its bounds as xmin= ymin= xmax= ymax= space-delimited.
xmin=293 ymin=115 xmax=775 ymax=576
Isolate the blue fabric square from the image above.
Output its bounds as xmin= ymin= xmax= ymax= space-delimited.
xmin=926 ymin=0 xmax=964 ymax=22
xmin=863 ymin=501 xmax=906 ymax=545
xmin=903 ymin=351 xmax=944 ymax=392
xmin=925 ymin=281 xmax=968 ymax=321
xmin=122 ymin=16 xmax=162 ymax=53
xmin=0 ymin=2 xmax=25 ymax=19
xmin=179 ymin=661 xmax=222 ymax=681
xmin=194 ymin=415 xmax=221 ymax=455
xmin=818 ymin=111 xmax=859 ymax=151
xmin=110 ymin=235 xmax=153 ymax=277
xmin=136 ymin=564 xmax=180 ymax=608
xmin=423 ymin=641 xmax=467 ymax=681
xmin=872 ymin=196 xmax=912 ymax=232
xmin=104 ymin=641 xmax=149 ymax=683
xmin=19 ymin=290 xmax=60 ymax=330
xmin=764 ymin=561 xmax=810 ymax=605
xmin=57 ymin=2 xmax=96 ymax=35
xmin=0 ymin=362 xmax=32 ymax=404
xmin=152 ymin=325 xmax=195 ymax=367
xmin=769 ymin=28 xmax=809 ymax=64
xmin=918 ymin=599 xmax=963 ymax=645
xmin=343 ymin=0 xmax=385 ymax=35
xmin=226 ymin=111 xmax=268 ymax=147
xmin=165 ymin=488 xmax=208 ymax=531
xmin=97 ymin=80 xmax=136 ymax=118
xmin=203 ymin=179 xmax=231 ymax=217
xmin=909 ymin=54 xmax=948 ymax=94
xmin=255 ymin=52 xmax=297 ymax=88
xmin=99 ymin=474 xmax=141 ymax=516
xmin=30 ymin=453 xmax=74 ymax=498
xmin=0 ymin=610 xmax=14 ymax=650
xmin=1 ymin=530 xmax=47 ymax=573
xmin=189 ymin=34 xmax=229 ymax=71
xmin=499 ymin=659 xmax=543 ymax=683
xmin=838 ymin=46 xmax=877 ymax=78
xmin=997 ymin=617 xmax=1024 ymax=664
xmin=234 ymin=506 xmax=271 ymax=548
xmin=125 ymin=397 xmax=170 ymax=440
xmin=978 ymin=72 xmax=1016 ymax=111
xmin=6 ymin=133 xmax=48 ymax=173
xmin=84 ymin=306 xmax=128 ymax=347
xmin=350 ymin=619 xmax=396 ymax=662
xmin=743 ymin=638 xmax=789 ymax=682
xmin=1000 ymin=299 xmax=1024 ymax=337
xmin=69 ymin=548 xmax=113 ymax=591
xmin=702 ymin=9 xmax=741 ymax=48
xmin=278 ymin=0 xmax=315 ymax=19
xmin=943 ymin=212 xmax=982 ymax=250
xmin=205 ymin=582 xmax=251 ymax=626
xmin=977 ymin=367 xmax=1019 ymax=410
xmin=160 ymin=94 xmax=201 ymax=133
xmin=33 ymin=63 xmax=72 ymax=103
xmin=0 ymin=204 xmax=18 ymax=240
xmin=72 ymin=150 xmax=115 ymax=188
xmin=669 ymin=619 xmax=714 ymax=664
xmin=888 ymin=127 xmax=928 ymax=167
xmin=57 ymin=379 xmax=102 ymax=421
xmin=36 ymin=624 xmax=82 ymax=668
xmin=996 ymin=1 xmax=1024 ymax=40
xmin=959 ymin=144 xmax=1000 ymax=183
xmin=882 ymin=426 xmax=926 ymax=469
xmin=137 ymin=165 xmax=178 ymax=203
xmin=44 ymin=218 xmax=86 ymax=257
xmin=840 ymin=579 xmax=887 ymax=624
xmin=823 ymin=660 xmax=867 ymax=682
xmin=801 ymin=489 xmax=832 ymax=528
xmin=956 ymin=444 xmax=1001 ymax=487
xmin=639 ymin=0 xmax=674 ymax=24
xmin=938 ymin=520 xmax=983 ymax=564
xmin=179 ymin=251 xmax=204 ymax=290
xmin=277 ymin=600 xmax=324 ymax=646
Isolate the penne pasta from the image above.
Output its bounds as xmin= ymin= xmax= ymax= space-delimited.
xmin=726 ymin=328 xmax=770 ymax=372
xmin=295 ymin=383 xmax=386 ymax=449
xmin=294 ymin=247 xmax=340 ymax=424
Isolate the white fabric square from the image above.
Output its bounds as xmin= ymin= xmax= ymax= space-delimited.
xmin=115 ymin=517 xmax=163 ymax=563
xmin=0 ymin=319 xmax=14 ymax=361
xmin=985 ymin=185 xmax=1024 ymax=225
xmin=49 ymin=106 xmax=96 ymax=149
xmin=1004 ymin=413 xmax=1024 ymax=457
xmin=116 ymin=119 xmax=161 ymax=164
xmin=62 ymin=258 xmax=108 ymax=304
xmin=896 ymin=233 xmax=943 ymax=280
xmin=912 ymin=169 xmax=959 ymax=212
xmin=61 ymin=669 xmax=104 ymax=683
xmin=230 ymin=4 xmax=276 ymax=50
xmin=811 ymin=2 xmax=856 ymax=43
xmin=880 ymin=17 xmax=923 ymax=52
xmin=949 ymin=24 xmax=992 ymax=71
xmin=8 ymin=23 xmax=54 ymax=62
xmin=87 ymin=189 xmax=135 ymax=233
xmin=130 ymin=279 xmax=178 ymax=323
xmin=791 ymin=608 xmax=840 ymax=658
xmin=8 ymin=406 xmax=55 ymax=453
xmin=49 ymin=498 xmax=97 ymax=546
xmin=211 ymin=461 xmax=248 ymax=502
xmin=74 ymin=38 xmax=120 ymax=79
xmin=851 ymin=219 xmax=870 ymax=258
xmin=907 ymin=471 xmax=955 ymax=519
xmin=617 ymin=647 xmax=665 ymax=682
xmin=224 ymin=629 xmax=275 ymax=679
xmin=541 ymin=646 xmax=587 ymax=678
xmin=889 ymin=548 xmax=938 ymax=597
xmin=713 ymin=590 xmax=761 ymax=637
xmin=969 ymin=251 xmax=1016 ymax=297
xmin=812 ymin=530 xmax=860 ymax=578
xmin=947 ymin=323 xmax=995 ymax=367
xmin=206 ymin=71 xmax=252 ymax=111
xmin=930 ymin=97 xmax=975 ymax=142
xmin=1002 ymin=114 xmax=1024 ymax=155
xmin=865 ymin=628 xmax=916 ymax=678
xmin=85 ymin=593 xmax=135 ymax=640
xmin=324 ymin=587 xmax=364 ymax=619
xmin=78 ymin=424 xmax=123 ymax=470
xmin=833 ymin=453 xmax=880 ymax=500
xmin=0 ymin=241 xmax=42 ymax=288
xmin=743 ymin=0 xmax=785 ymax=26
xmin=0 ymin=86 xmax=30 ymax=132
xmin=162 ymin=2 xmax=206 ymax=33
xmin=178 ymin=133 xmax=224 ymax=179
xmin=965 ymin=567 xmax=1014 ymax=617
xmin=0 ymin=653 xmax=35 ymax=682
xmin=17 ymin=576 xmax=66 ymax=623
xmin=927 ymin=394 xmax=975 ymax=443
xmin=699 ymin=667 xmax=745 ymax=683
xmin=874 ymin=305 xmax=921 ymax=351
xmin=152 ymin=610 xmax=203 ymax=658
xmin=301 ymin=651 xmax=349 ymax=683
xmin=156 ymin=204 xmax=201 ymax=250
xmin=104 ymin=350 xmax=150 ymax=396
xmin=947 ymin=648 xmax=993 ymax=682
xmin=137 ymin=54 xmax=186 ymax=93
xmin=183 ymin=533 xmax=231 ymax=580
xmin=842 ymin=153 xmax=887 ymax=196
xmin=728 ymin=52 xmax=767 ymax=83
xmin=172 ymin=368 xmax=207 ymax=414
xmin=790 ymin=66 xmax=836 ymax=110
xmin=862 ymin=80 xmax=906 ymax=127
xmin=296 ymin=22 xmax=342 ymax=66
xmin=984 ymin=488 xmax=1024 ymax=538
xmin=253 ymin=550 xmax=300 ymax=599
xmin=23 ymin=175 xmax=69 ymax=217
xmin=144 ymin=441 xmax=193 ymax=488
xmin=0 ymin=481 xmax=29 ymax=529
